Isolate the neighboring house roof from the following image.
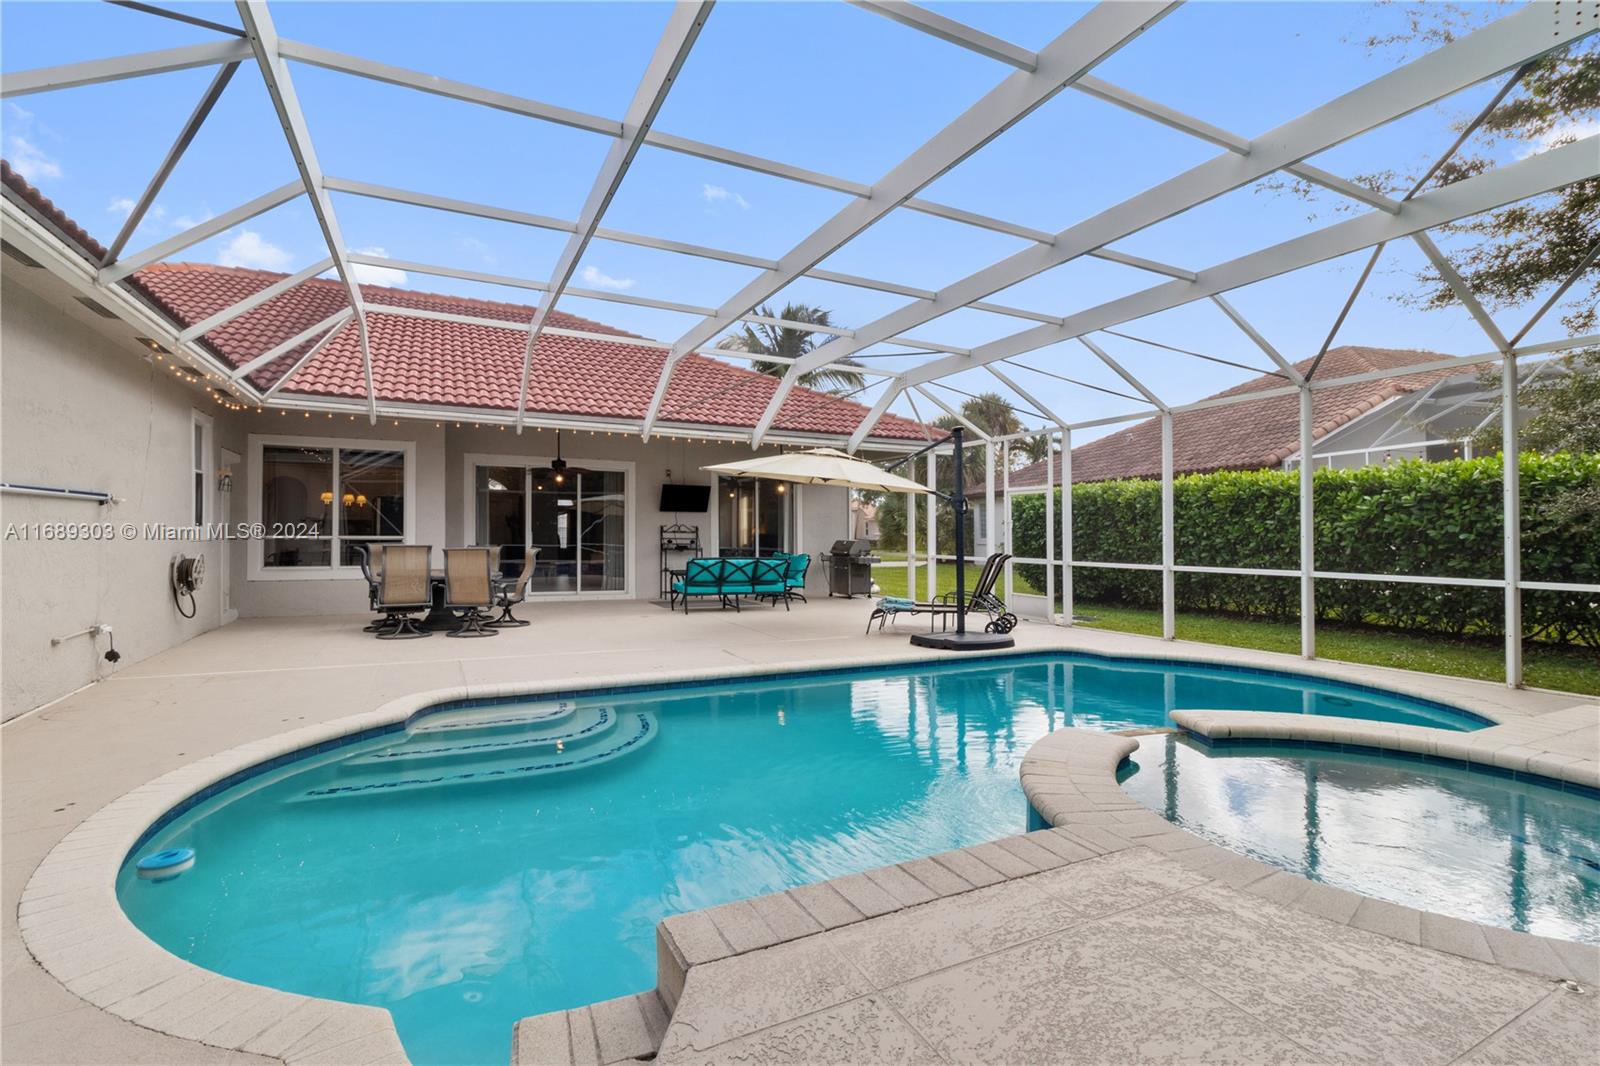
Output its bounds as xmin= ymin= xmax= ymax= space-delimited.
xmin=976 ymin=346 xmax=1460 ymax=491
xmin=0 ymin=162 xmax=928 ymax=442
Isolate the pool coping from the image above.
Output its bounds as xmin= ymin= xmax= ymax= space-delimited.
xmin=14 ymin=642 xmax=1594 ymax=1065
xmin=1166 ymin=708 xmax=1600 ymax=793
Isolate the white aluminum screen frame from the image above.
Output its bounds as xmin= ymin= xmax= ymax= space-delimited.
xmin=2 ymin=0 xmax=1595 ymax=688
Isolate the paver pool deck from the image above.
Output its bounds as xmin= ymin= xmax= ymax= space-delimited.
xmin=4 ymin=598 xmax=1597 ymax=1064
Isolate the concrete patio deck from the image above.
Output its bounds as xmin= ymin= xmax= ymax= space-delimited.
xmin=4 ymin=597 xmax=1596 ymax=1064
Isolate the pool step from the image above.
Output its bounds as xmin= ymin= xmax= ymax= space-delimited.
xmin=409 ymin=699 xmax=580 ymax=735
xmin=291 ymin=711 xmax=657 ymax=801
xmin=350 ymin=705 xmax=618 ymax=765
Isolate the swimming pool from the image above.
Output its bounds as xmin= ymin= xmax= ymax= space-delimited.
xmin=1118 ymin=733 xmax=1600 ymax=944
xmin=117 ymin=653 xmax=1483 ymax=1064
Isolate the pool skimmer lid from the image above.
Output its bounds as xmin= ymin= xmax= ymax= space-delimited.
xmin=136 ymin=847 xmax=195 ymax=881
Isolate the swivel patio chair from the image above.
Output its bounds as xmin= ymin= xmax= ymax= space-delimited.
xmin=486 ymin=548 xmax=539 ymax=627
xmin=444 ymin=547 xmax=498 ymax=638
xmin=376 ymin=545 xmax=433 ymax=640
xmin=353 ymin=544 xmax=385 ymax=632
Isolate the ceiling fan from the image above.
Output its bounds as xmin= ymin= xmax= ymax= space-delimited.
xmin=534 ymin=430 xmax=587 ymax=488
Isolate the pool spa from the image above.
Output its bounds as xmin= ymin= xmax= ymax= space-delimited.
xmin=1118 ymin=732 xmax=1600 ymax=944
xmin=118 ymin=653 xmax=1489 ymax=1064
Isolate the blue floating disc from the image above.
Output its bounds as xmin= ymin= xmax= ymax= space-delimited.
xmin=136 ymin=847 xmax=195 ymax=879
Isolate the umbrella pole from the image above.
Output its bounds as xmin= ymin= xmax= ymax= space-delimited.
xmin=910 ymin=426 xmax=1012 ymax=652
xmin=952 ymin=427 xmax=967 ymax=637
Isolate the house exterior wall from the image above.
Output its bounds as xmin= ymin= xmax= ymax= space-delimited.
xmin=0 ymin=277 xmax=858 ymax=716
xmin=216 ymin=415 xmax=449 ymax=618
xmin=1 ymin=279 xmax=225 ymax=719
xmin=443 ymin=428 xmax=845 ymax=600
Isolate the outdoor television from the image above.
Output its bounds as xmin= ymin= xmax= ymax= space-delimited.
xmin=659 ymin=483 xmax=711 ymax=512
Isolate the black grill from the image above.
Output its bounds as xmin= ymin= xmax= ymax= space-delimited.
xmin=826 ymin=539 xmax=879 ymax=598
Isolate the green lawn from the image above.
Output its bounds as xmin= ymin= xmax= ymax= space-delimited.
xmin=872 ymin=560 xmax=1599 ymax=696
xmin=872 ymin=556 xmax=1039 ymax=599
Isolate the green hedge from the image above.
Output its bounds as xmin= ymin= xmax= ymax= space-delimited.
xmin=1011 ymin=453 xmax=1599 ymax=647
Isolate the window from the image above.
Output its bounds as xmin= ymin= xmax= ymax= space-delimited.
xmin=253 ymin=437 xmax=411 ymax=574
xmin=191 ymin=411 xmax=212 ymax=526
xmin=718 ymin=477 xmax=792 ymax=556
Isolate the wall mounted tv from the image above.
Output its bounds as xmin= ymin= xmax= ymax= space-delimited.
xmin=659 ymin=483 xmax=711 ymax=512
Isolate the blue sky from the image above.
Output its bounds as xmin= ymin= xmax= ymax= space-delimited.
xmin=2 ymin=1 xmax=1586 ymax=438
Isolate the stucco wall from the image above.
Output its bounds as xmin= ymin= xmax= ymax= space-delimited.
xmin=1 ymin=276 xmax=872 ymax=717
xmin=1 ymin=280 xmax=223 ymax=719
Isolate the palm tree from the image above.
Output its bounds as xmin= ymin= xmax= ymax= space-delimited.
xmin=717 ymin=303 xmax=865 ymax=393
xmin=931 ymin=392 xmax=1025 ymax=485
xmin=1013 ymin=432 xmax=1056 ymax=467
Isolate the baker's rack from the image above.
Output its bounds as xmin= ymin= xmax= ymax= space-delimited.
xmin=659 ymin=523 xmax=702 ymax=598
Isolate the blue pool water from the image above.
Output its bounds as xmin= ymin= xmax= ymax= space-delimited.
xmin=118 ymin=653 xmax=1482 ymax=1065
xmin=1119 ymin=733 xmax=1600 ymax=944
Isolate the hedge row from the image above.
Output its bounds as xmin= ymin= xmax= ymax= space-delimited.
xmin=1010 ymin=453 xmax=1599 ymax=647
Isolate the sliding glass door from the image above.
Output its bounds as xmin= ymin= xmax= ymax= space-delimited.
xmin=717 ymin=477 xmax=793 ymax=556
xmin=471 ymin=459 xmax=628 ymax=595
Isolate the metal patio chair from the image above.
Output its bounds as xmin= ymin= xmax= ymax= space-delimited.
xmin=375 ymin=545 xmax=433 ymax=640
xmin=486 ymin=548 xmax=539 ymax=628
xmin=444 ymin=547 xmax=497 ymax=638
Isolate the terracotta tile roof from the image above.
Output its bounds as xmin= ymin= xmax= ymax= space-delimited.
xmin=1 ymin=160 xmax=108 ymax=262
xmin=977 ymin=346 xmax=1460 ymax=490
xmin=0 ymin=161 xmax=925 ymax=441
xmin=130 ymin=263 xmax=931 ymax=440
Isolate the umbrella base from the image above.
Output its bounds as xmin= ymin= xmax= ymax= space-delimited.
xmin=909 ymin=630 xmax=1015 ymax=652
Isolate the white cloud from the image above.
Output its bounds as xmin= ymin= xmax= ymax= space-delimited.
xmin=217 ymin=230 xmax=292 ymax=270
xmin=579 ymin=264 xmax=635 ymax=291
xmin=5 ymin=104 xmax=62 ymax=183
xmin=701 ymin=183 xmax=750 ymax=210
xmin=107 ymin=196 xmax=136 ymax=217
xmin=173 ymin=208 xmax=214 ymax=231
xmin=453 ymin=235 xmax=497 ymax=267
xmin=1516 ymin=118 xmax=1600 ymax=159
xmin=350 ymin=247 xmax=408 ymax=287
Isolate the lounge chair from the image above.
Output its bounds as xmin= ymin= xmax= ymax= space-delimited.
xmin=376 ymin=545 xmax=433 ymax=639
xmin=866 ymin=552 xmax=1017 ymax=635
xmin=444 ymin=548 xmax=498 ymax=638
xmin=486 ymin=548 xmax=538 ymax=627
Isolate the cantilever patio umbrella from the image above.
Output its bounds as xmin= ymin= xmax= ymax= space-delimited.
xmin=700 ymin=447 xmax=932 ymax=495
xmin=703 ymin=434 xmax=1012 ymax=651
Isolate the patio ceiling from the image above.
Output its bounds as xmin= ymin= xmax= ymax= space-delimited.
xmin=1 ymin=0 xmax=1595 ymax=450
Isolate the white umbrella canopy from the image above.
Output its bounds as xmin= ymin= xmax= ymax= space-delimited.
xmin=701 ymin=448 xmax=933 ymax=495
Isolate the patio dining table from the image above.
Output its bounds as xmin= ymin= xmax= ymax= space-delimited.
xmin=412 ymin=567 xmax=508 ymax=631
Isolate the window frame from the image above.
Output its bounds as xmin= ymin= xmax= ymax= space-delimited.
xmin=247 ymin=433 xmax=417 ymax=581
xmin=190 ymin=410 xmax=213 ymax=528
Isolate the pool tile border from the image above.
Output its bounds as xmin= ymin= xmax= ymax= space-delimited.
xmin=1169 ymin=708 xmax=1600 ymax=793
xmin=15 ymin=643 xmax=1589 ymax=1066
